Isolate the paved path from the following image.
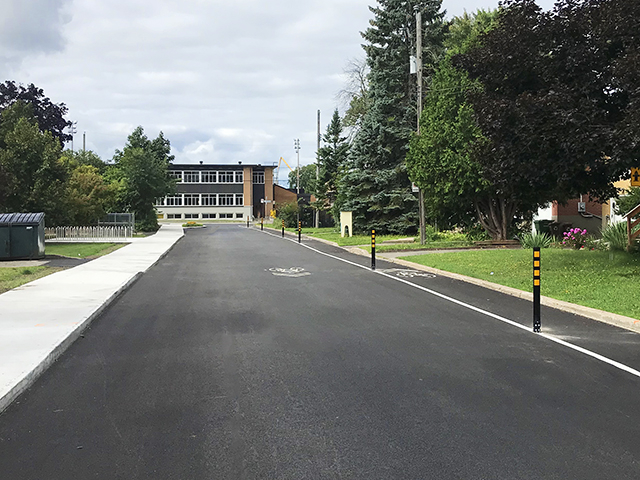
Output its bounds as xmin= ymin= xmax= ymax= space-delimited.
xmin=2 ymin=225 xmax=640 ymax=478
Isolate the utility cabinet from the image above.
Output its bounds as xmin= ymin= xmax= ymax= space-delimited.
xmin=0 ymin=213 xmax=46 ymax=260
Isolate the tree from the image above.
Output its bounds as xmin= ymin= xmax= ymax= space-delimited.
xmin=453 ymin=0 xmax=640 ymax=238
xmin=62 ymin=149 xmax=108 ymax=174
xmin=0 ymin=81 xmax=71 ymax=145
xmin=316 ymin=109 xmax=350 ymax=218
xmin=110 ymin=127 xmax=175 ymax=231
xmin=288 ymin=164 xmax=318 ymax=193
xmin=407 ymin=10 xmax=498 ymax=233
xmin=64 ymin=165 xmax=115 ymax=225
xmin=340 ymin=58 xmax=371 ymax=132
xmin=339 ymin=0 xmax=445 ymax=234
xmin=0 ymin=104 xmax=68 ymax=224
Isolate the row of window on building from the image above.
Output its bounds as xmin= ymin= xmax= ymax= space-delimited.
xmin=164 ymin=213 xmax=245 ymax=220
xmin=157 ymin=193 xmax=244 ymax=207
xmin=170 ymin=170 xmax=265 ymax=184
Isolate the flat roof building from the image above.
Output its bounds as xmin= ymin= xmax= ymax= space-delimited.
xmin=156 ymin=163 xmax=275 ymax=221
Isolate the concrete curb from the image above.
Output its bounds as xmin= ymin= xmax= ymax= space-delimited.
xmin=290 ymin=232 xmax=640 ymax=334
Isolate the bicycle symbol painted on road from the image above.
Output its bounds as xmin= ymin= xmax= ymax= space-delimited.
xmin=379 ymin=268 xmax=436 ymax=279
xmin=267 ymin=267 xmax=311 ymax=277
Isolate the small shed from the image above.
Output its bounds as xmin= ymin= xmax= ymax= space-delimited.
xmin=0 ymin=213 xmax=46 ymax=260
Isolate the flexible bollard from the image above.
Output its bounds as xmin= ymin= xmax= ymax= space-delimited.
xmin=247 ymin=216 xmax=249 ymax=228
xmin=533 ymin=247 xmax=541 ymax=332
xmin=282 ymin=219 xmax=285 ymax=238
xmin=261 ymin=218 xmax=263 ymax=231
xmin=298 ymin=221 xmax=301 ymax=243
xmin=371 ymin=229 xmax=376 ymax=270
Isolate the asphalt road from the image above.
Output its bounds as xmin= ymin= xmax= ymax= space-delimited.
xmin=1 ymin=224 xmax=640 ymax=479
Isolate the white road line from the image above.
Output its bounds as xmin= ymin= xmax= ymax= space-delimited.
xmin=256 ymin=227 xmax=640 ymax=379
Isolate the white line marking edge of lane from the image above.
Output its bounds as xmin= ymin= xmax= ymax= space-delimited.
xmin=256 ymin=227 xmax=640 ymax=379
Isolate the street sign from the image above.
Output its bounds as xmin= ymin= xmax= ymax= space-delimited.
xmin=631 ymin=168 xmax=640 ymax=187
xmin=412 ymin=183 xmax=419 ymax=193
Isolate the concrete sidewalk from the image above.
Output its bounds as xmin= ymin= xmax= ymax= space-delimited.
xmin=0 ymin=224 xmax=184 ymax=413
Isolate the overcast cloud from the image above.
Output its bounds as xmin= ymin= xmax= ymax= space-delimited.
xmin=3 ymin=0 xmax=554 ymax=177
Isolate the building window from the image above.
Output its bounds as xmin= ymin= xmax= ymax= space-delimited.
xmin=184 ymin=194 xmax=200 ymax=206
xmin=202 ymin=213 xmax=216 ymax=219
xmin=219 ymin=171 xmax=234 ymax=183
xmin=201 ymin=194 xmax=217 ymax=206
xmin=156 ymin=197 xmax=166 ymax=206
xmin=219 ymin=193 xmax=234 ymax=206
xmin=235 ymin=171 xmax=243 ymax=183
xmin=183 ymin=171 xmax=200 ymax=183
xmin=165 ymin=195 xmax=183 ymax=206
xmin=184 ymin=213 xmax=199 ymax=219
xmin=235 ymin=213 xmax=244 ymax=219
xmin=253 ymin=171 xmax=264 ymax=184
xmin=201 ymin=171 xmax=216 ymax=183
xmin=170 ymin=171 xmax=183 ymax=182
xmin=235 ymin=194 xmax=243 ymax=206
xmin=167 ymin=213 xmax=182 ymax=219
xmin=219 ymin=213 xmax=233 ymax=219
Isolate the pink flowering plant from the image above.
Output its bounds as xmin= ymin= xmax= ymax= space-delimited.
xmin=562 ymin=227 xmax=588 ymax=249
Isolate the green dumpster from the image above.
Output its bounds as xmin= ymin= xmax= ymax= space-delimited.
xmin=0 ymin=213 xmax=46 ymax=260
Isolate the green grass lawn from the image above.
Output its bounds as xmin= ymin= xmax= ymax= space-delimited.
xmin=0 ymin=267 xmax=63 ymax=294
xmin=403 ymin=249 xmax=640 ymax=319
xmin=45 ymin=243 xmax=124 ymax=258
xmin=362 ymin=240 xmax=473 ymax=253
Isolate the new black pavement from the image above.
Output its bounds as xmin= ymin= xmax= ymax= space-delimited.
xmin=1 ymin=225 xmax=639 ymax=479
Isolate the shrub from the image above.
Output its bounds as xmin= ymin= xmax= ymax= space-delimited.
xmin=601 ymin=222 xmax=628 ymax=251
xmin=562 ymin=227 xmax=588 ymax=249
xmin=520 ymin=231 xmax=553 ymax=249
xmin=135 ymin=218 xmax=159 ymax=233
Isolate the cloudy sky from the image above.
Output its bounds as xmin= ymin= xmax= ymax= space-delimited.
xmin=3 ymin=0 xmax=554 ymax=178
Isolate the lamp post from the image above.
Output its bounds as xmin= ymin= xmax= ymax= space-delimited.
xmin=294 ymin=139 xmax=301 ymax=194
xmin=294 ymin=139 xmax=301 ymax=228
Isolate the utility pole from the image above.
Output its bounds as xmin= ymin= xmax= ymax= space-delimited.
xmin=316 ymin=110 xmax=320 ymax=228
xmin=83 ymin=131 xmax=86 ymax=152
xmin=416 ymin=8 xmax=426 ymax=245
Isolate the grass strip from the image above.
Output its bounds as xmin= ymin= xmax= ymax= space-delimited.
xmin=0 ymin=267 xmax=62 ymax=294
xmin=45 ymin=243 xmax=124 ymax=258
xmin=403 ymin=249 xmax=640 ymax=319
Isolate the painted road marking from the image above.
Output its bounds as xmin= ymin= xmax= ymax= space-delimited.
xmin=267 ymin=267 xmax=311 ymax=277
xmin=256 ymin=227 xmax=640 ymax=380
xmin=378 ymin=268 xmax=436 ymax=279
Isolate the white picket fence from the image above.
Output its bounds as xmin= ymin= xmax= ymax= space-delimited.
xmin=45 ymin=226 xmax=133 ymax=242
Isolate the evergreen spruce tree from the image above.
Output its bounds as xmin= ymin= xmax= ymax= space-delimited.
xmin=316 ymin=109 xmax=349 ymax=220
xmin=339 ymin=0 xmax=444 ymax=234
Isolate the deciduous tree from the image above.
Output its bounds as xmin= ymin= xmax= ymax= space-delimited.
xmin=0 ymin=81 xmax=71 ymax=145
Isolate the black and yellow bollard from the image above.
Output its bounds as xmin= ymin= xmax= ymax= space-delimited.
xmin=371 ymin=229 xmax=376 ymax=270
xmin=298 ymin=221 xmax=301 ymax=243
xmin=282 ymin=219 xmax=285 ymax=238
xmin=247 ymin=216 xmax=250 ymax=228
xmin=533 ymin=247 xmax=541 ymax=332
